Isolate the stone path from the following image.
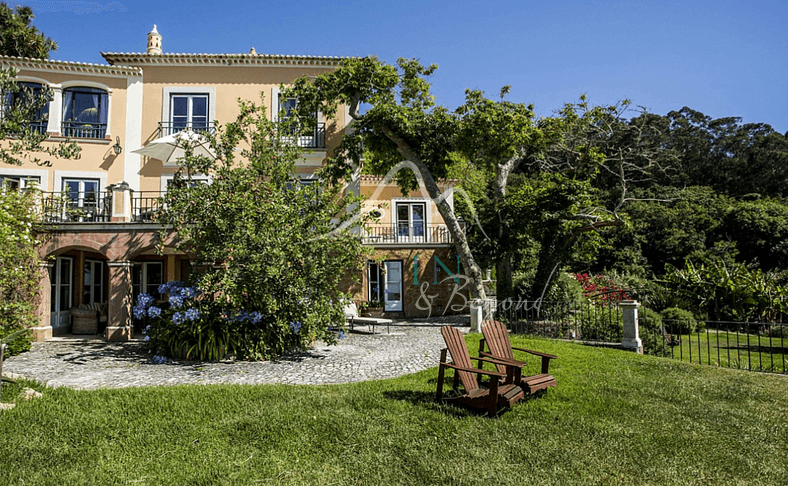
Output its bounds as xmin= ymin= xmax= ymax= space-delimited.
xmin=2 ymin=319 xmax=468 ymax=390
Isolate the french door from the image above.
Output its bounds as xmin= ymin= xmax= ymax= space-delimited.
xmin=383 ymin=261 xmax=403 ymax=312
xmin=50 ymin=256 xmax=73 ymax=330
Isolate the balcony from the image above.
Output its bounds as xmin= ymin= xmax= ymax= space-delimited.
xmin=362 ymin=224 xmax=455 ymax=245
xmin=61 ymin=121 xmax=107 ymax=139
xmin=40 ymin=192 xmax=112 ymax=223
xmin=158 ymin=121 xmax=216 ymax=138
xmin=39 ymin=190 xmax=166 ymax=224
xmin=280 ymin=122 xmax=325 ymax=149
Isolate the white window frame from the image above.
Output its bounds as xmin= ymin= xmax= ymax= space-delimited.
xmin=271 ymin=86 xmax=324 ymax=147
xmin=160 ymin=173 xmax=213 ymax=193
xmin=83 ymin=259 xmax=104 ymax=304
xmin=392 ymin=198 xmax=429 ymax=242
xmin=168 ymin=93 xmax=210 ymax=132
xmin=133 ymin=261 xmax=164 ymax=301
xmin=161 ymin=87 xmax=216 ymax=133
xmin=0 ymin=167 xmax=48 ymax=192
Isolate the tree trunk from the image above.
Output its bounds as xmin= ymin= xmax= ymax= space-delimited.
xmin=379 ymin=126 xmax=488 ymax=329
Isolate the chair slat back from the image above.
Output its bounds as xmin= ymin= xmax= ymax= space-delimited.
xmin=482 ymin=320 xmax=515 ymax=374
xmin=441 ymin=326 xmax=477 ymax=392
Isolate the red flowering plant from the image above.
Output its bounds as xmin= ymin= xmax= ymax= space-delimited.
xmin=575 ymin=273 xmax=630 ymax=305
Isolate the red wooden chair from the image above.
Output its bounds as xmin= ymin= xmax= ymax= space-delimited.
xmin=436 ymin=326 xmax=525 ymax=415
xmin=479 ymin=320 xmax=558 ymax=394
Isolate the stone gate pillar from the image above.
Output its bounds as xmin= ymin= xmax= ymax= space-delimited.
xmin=106 ymin=261 xmax=134 ymax=341
xmin=30 ymin=261 xmax=54 ymax=342
xmin=620 ymin=300 xmax=643 ymax=354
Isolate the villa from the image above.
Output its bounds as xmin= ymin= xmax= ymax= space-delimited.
xmin=1 ymin=26 xmax=469 ymax=341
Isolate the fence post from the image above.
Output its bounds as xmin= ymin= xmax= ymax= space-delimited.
xmin=469 ymin=299 xmax=483 ymax=333
xmin=620 ymin=300 xmax=643 ymax=354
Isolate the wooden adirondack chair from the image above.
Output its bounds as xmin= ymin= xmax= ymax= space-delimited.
xmin=436 ymin=326 xmax=526 ymax=415
xmin=479 ymin=320 xmax=558 ymax=394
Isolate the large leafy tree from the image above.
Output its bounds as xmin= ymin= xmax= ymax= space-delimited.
xmin=0 ymin=4 xmax=77 ymax=355
xmin=287 ymin=57 xmax=491 ymax=314
xmin=155 ymin=98 xmax=368 ymax=360
xmin=0 ymin=2 xmax=56 ymax=59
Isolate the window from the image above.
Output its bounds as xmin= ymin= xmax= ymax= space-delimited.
xmin=63 ymin=178 xmax=100 ymax=214
xmin=133 ymin=262 xmax=163 ymax=302
xmin=2 ymin=82 xmax=49 ymax=135
xmin=396 ymin=202 xmax=426 ymax=239
xmin=168 ymin=94 xmax=210 ymax=135
xmin=62 ymin=87 xmax=108 ymax=138
xmin=368 ymin=262 xmax=384 ymax=303
xmin=1 ymin=175 xmax=40 ymax=193
xmin=276 ymin=93 xmax=324 ymax=148
xmin=83 ymin=260 xmax=104 ymax=304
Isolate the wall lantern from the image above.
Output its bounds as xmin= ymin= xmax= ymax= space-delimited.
xmin=112 ymin=136 xmax=122 ymax=155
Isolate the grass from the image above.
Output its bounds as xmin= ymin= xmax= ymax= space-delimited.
xmin=1 ymin=334 xmax=787 ymax=485
xmin=654 ymin=328 xmax=788 ymax=373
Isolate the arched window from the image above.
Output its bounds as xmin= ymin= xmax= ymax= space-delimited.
xmin=62 ymin=87 xmax=108 ymax=138
xmin=2 ymin=82 xmax=49 ymax=135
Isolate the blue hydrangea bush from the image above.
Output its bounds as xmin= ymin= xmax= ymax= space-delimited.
xmin=135 ymin=280 xmax=344 ymax=361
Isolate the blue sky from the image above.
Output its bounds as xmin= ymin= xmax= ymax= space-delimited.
xmin=20 ymin=0 xmax=788 ymax=134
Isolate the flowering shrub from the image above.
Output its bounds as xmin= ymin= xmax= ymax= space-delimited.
xmin=575 ymin=273 xmax=630 ymax=304
xmin=136 ymin=280 xmax=337 ymax=361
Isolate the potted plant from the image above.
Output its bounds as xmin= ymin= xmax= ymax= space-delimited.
xmin=362 ymin=300 xmax=385 ymax=318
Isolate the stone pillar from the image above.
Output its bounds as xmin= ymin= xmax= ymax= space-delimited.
xmin=620 ymin=300 xmax=643 ymax=354
xmin=106 ymin=261 xmax=134 ymax=341
xmin=30 ymin=262 xmax=54 ymax=342
xmin=469 ymin=299 xmax=483 ymax=333
xmin=110 ymin=182 xmax=132 ymax=222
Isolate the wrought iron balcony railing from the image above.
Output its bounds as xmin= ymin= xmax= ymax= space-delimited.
xmin=40 ymin=192 xmax=111 ymax=223
xmin=61 ymin=121 xmax=107 ymax=139
xmin=158 ymin=121 xmax=217 ymax=138
xmin=362 ymin=224 xmax=454 ymax=245
xmin=131 ymin=191 xmax=165 ymax=222
xmin=279 ymin=122 xmax=326 ymax=149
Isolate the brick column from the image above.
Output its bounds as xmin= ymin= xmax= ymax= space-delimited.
xmin=106 ymin=261 xmax=134 ymax=341
xmin=620 ymin=300 xmax=643 ymax=354
xmin=30 ymin=261 xmax=54 ymax=342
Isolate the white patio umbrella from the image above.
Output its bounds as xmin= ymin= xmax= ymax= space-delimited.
xmin=131 ymin=129 xmax=215 ymax=163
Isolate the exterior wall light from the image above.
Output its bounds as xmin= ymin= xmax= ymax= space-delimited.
xmin=112 ymin=136 xmax=122 ymax=155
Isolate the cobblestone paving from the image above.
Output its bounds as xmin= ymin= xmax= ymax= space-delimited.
xmin=3 ymin=319 xmax=469 ymax=390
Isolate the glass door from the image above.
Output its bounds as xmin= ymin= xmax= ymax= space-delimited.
xmin=50 ymin=256 xmax=73 ymax=331
xmin=396 ymin=202 xmax=426 ymax=243
xmin=384 ymin=261 xmax=403 ymax=312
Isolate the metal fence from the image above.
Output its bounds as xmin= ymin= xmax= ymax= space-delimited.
xmin=498 ymin=299 xmax=788 ymax=375
xmin=497 ymin=300 xmax=624 ymax=344
xmin=362 ymin=224 xmax=453 ymax=244
xmin=649 ymin=319 xmax=788 ymax=374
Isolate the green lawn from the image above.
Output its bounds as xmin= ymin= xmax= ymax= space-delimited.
xmin=1 ymin=334 xmax=787 ymax=486
xmin=655 ymin=328 xmax=788 ymax=373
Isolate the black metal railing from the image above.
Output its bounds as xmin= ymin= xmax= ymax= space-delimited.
xmin=40 ymin=192 xmax=111 ymax=223
xmin=652 ymin=319 xmax=788 ymax=374
xmin=158 ymin=121 xmax=216 ymax=137
xmin=362 ymin=224 xmax=453 ymax=244
xmin=279 ymin=122 xmax=326 ymax=149
xmin=498 ymin=300 xmax=625 ymax=344
xmin=61 ymin=121 xmax=107 ymax=139
xmin=29 ymin=120 xmax=48 ymax=135
xmin=131 ymin=191 xmax=165 ymax=222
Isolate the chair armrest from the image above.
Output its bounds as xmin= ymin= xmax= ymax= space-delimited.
xmin=511 ymin=347 xmax=558 ymax=360
xmin=479 ymin=351 xmax=527 ymax=368
xmin=440 ymin=362 xmax=505 ymax=379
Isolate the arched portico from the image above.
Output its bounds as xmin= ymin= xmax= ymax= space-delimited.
xmin=33 ymin=225 xmax=184 ymax=341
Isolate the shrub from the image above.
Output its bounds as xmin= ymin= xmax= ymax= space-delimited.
xmin=661 ymin=307 xmax=702 ymax=334
xmin=638 ymin=307 xmax=668 ymax=356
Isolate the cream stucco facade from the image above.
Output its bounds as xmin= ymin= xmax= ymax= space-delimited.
xmin=2 ymin=27 xmax=463 ymax=341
